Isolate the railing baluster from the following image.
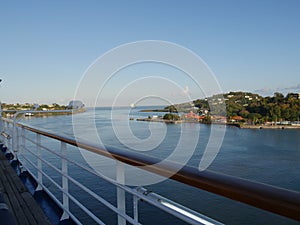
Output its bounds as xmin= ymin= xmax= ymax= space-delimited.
xmin=0 ymin=110 xmax=2 ymax=133
xmin=9 ymin=122 xmax=13 ymax=150
xmin=36 ymin=133 xmax=43 ymax=191
xmin=12 ymin=117 xmax=17 ymax=154
xmin=5 ymin=120 xmax=12 ymax=151
xmin=116 ymin=161 xmax=126 ymax=225
xmin=61 ymin=141 xmax=70 ymax=221
xmin=1 ymin=120 xmax=7 ymax=148
xmin=21 ymin=127 xmax=26 ymax=168
xmin=16 ymin=126 xmax=20 ymax=155
xmin=133 ymin=196 xmax=139 ymax=223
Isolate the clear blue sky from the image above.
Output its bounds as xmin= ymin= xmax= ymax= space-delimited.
xmin=0 ymin=0 xmax=299 ymax=106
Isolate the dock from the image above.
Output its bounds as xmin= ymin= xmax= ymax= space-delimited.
xmin=136 ymin=117 xmax=183 ymax=124
xmin=0 ymin=150 xmax=52 ymax=225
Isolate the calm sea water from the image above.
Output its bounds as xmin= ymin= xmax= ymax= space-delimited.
xmin=23 ymin=107 xmax=300 ymax=225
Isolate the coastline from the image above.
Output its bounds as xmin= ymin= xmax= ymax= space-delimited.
xmin=3 ymin=108 xmax=86 ymax=118
xmin=239 ymin=124 xmax=300 ymax=129
xmin=139 ymin=109 xmax=169 ymax=112
xmin=227 ymin=123 xmax=300 ymax=129
xmin=135 ymin=118 xmax=300 ymax=129
xmin=136 ymin=118 xmax=182 ymax=124
xmin=32 ymin=109 xmax=86 ymax=117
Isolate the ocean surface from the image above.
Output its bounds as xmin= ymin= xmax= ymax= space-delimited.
xmin=22 ymin=106 xmax=300 ymax=225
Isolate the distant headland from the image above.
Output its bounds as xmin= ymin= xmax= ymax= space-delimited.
xmin=1 ymin=100 xmax=85 ymax=117
xmin=138 ymin=91 xmax=300 ymax=129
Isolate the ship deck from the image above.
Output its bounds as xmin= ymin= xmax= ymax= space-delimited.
xmin=0 ymin=151 xmax=52 ymax=225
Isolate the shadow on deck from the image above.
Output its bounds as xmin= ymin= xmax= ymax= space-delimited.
xmin=0 ymin=149 xmax=53 ymax=225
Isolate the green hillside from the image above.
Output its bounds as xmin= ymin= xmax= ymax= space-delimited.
xmin=165 ymin=92 xmax=300 ymax=124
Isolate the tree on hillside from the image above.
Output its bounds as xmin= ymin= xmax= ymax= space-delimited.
xmin=164 ymin=105 xmax=178 ymax=113
xmin=163 ymin=113 xmax=180 ymax=121
xmin=273 ymin=92 xmax=285 ymax=104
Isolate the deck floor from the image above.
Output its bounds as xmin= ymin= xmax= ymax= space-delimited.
xmin=0 ymin=151 xmax=52 ymax=225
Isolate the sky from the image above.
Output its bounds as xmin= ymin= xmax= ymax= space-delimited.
xmin=0 ymin=0 xmax=300 ymax=106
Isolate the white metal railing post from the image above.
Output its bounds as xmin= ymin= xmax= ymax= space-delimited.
xmin=20 ymin=127 xmax=26 ymax=168
xmin=3 ymin=120 xmax=12 ymax=153
xmin=9 ymin=121 xmax=13 ymax=150
xmin=0 ymin=111 xmax=2 ymax=134
xmin=3 ymin=120 xmax=9 ymax=148
xmin=61 ymin=141 xmax=70 ymax=221
xmin=12 ymin=116 xmax=18 ymax=154
xmin=36 ymin=133 xmax=43 ymax=191
xmin=116 ymin=161 xmax=126 ymax=225
xmin=16 ymin=126 xmax=20 ymax=156
xmin=133 ymin=196 xmax=139 ymax=223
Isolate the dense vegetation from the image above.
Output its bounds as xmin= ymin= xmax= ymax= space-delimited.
xmin=163 ymin=113 xmax=181 ymax=121
xmin=1 ymin=102 xmax=87 ymax=118
xmin=224 ymin=92 xmax=300 ymax=123
xmin=165 ymin=92 xmax=300 ymax=124
xmin=1 ymin=103 xmax=67 ymax=111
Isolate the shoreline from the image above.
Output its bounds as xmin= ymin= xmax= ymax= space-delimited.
xmin=227 ymin=123 xmax=300 ymax=129
xmin=239 ymin=124 xmax=300 ymax=129
xmin=3 ymin=108 xmax=86 ymax=118
xmin=135 ymin=118 xmax=300 ymax=129
xmin=136 ymin=118 xmax=182 ymax=124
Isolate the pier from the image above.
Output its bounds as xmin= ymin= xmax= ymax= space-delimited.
xmin=0 ymin=150 xmax=51 ymax=225
xmin=136 ymin=117 xmax=183 ymax=124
